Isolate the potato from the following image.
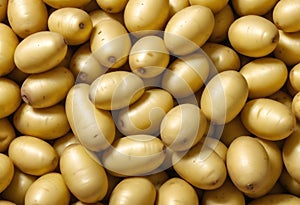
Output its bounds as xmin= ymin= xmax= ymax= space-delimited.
xmin=160 ymin=103 xmax=207 ymax=151
xmin=0 ymin=0 xmax=7 ymax=22
xmin=116 ymin=88 xmax=174 ymax=135
xmin=200 ymin=70 xmax=248 ymax=124
xmin=248 ymin=194 xmax=300 ymax=205
xmin=189 ymin=0 xmax=228 ymax=13
xmin=289 ymin=63 xmax=300 ymax=92
xmin=156 ymin=177 xmax=199 ymax=205
xmin=0 ymin=77 xmax=21 ymax=119
xmin=65 ymin=83 xmax=115 ymax=151
xmin=96 ymin=0 xmax=128 ymax=13
xmin=161 ymin=51 xmax=210 ymax=98
xmin=0 ymin=153 xmax=14 ymax=193
xmin=199 ymin=137 xmax=228 ymax=161
xmin=8 ymin=136 xmax=58 ymax=176
xmin=14 ymin=31 xmax=68 ymax=74
xmin=292 ymin=92 xmax=300 ymax=120
xmin=53 ymin=132 xmax=79 ymax=156
xmin=89 ymin=71 xmax=145 ymax=110
xmin=90 ymin=19 xmax=131 ymax=69
xmin=280 ymin=169 xmax=300 ymax=196
xmin=21 ymin=66 xmax=74 ymax=108
xmin=124 ymin=0 xmax=169 ymax=34
xmin=7 ymin=0 xmax=48 ymax=38
xmin=60 ymin=144 xmax=108 ymax=203
xmin=0 ymin=118 xmax=15 ymax=152
xmin=231 ymin=0 xmax=278 ymax=16
xmin=0 ymin=201 xmax=15 ymax=205
xmin=102 ymin=135 xmax=166 ymax=176
xmin=109 ymin=177 xmax=156 ymax=205
xmin=168 ymin=0 xmax=190 ymax=17
xmin=240 ymin=57 xmax=288 ymax=99
xmin=164 ymin=5 xmax=214 ymax=56
xmin=241 ymin=98 xmax=296 ymax=141
xmin=89 ymin=9 xmax=124 ymax=27
xmin=1 ymin=168 xmax=37 ymax=205
xmin=129 ymin=35 xmax=170 ymax=78
xmin=228 ymin=15 xmax=279 ymax=57
xmin=13 ymin=103 xmax=70 ymax=140
xmin=269 ymin=90 xmax=293 ymax=109
xmin=0 ymin=23 xmax=19 ymax=76
xmin=48 ymin=8 xmax=93 ymax=45
xmin=42 ymin=0 xmax=91 ymax=8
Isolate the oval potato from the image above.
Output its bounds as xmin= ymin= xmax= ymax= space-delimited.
xmin=168 ymin=0 xmax=190 ymax=17
xmin=53 ymin=132 xmax=79 ymax=157
xmin=248 ymin=194 xmax=300 ymax=205
xmin=42 ymin=0 xmax=91 ymax=8
xmin=0 ymin=153 xmax=14 ymax=193
xmin=231 ymin=0 xmax=278 ymax=16
xmin=289 ymin=63 xmax=300 ymax=92
xmin=96 ymin=0 xmax=128 ymax=13
xmin=189 ymin=0 xmax=228 ymax=13
xmin=0 ymin=118 xmax=15 ymax=152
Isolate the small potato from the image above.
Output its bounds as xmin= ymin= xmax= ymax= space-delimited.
xmin=8 ymin=136 xmax=58 ymax=176
xmin=168 ymin=0 xmax=190 ymax=17
xmin=189 ymin=0 xmax=228 ymax=13
xmin=0 ymin=118 xmax=15 ymax=152
xmin=289 ymin=63 xmax=300 ymax=92
xmin=0 ymin=23 xmax=19 ymax=76
xmin=25 ymin=173 xmax=70 ymax=205
xmin=116 ymin=88 xmax=174 ymax=135
xmin=241 ymin=98 xmax=296 ymax=141
xmin=129 ymin=35 xmax=170 ymax=78
xmin=200 ymin=70 xmax=248 ymax=124
xmin=13 ymin=103 xmax=70 ymax=140
xmin=280 ymin=169 xmax=300 ymax=196
xmin=102 ymin=135 xmax=165 ymax=176
xmin=248 ymin=194 xmax=300 ymax=205
xmin=199 ymin=137 xmax=228 ymax=161
xmin=240 ymin=57 xmax=288 ymax=99
xmin=0 ymin=0 xmax=7 ymax=22
xmin=292 ymin=92 xmax=300 ymax=120
xmin=164 ymin=5 xmax=214 ymax=56
xmin=7 ymin=0 xmax=48 ymax=38
xmin=0 ymin=153 xmax=14 ymax=193
xmin=1 ymin=168 xmax=37 ymax=205
xmin=53 ymin=132 xmax=79 ymax=157
xmin=96 ymin=0 xmax=128 ymax=13
xmin=0 ymin=77 xmax=21 ymax=119
xmin=42 ymin=0 xmax=91 ymax=8
xmin=89 ymin=9 xmax=124 ymax=27
xmin=89 ymin=71 xmax=145 ymax=110
xmin=231 ymin=0 xmax=278 ymax=16
xmin=48 ymin=8 xmax=93 ymax=45
xmin=157 ymin=177 xmax=199 ymax=205
xmin=228 ymin=15 xmax=279 ymax=57
xmin=14 ymin=31 xmax=68 ymax=74
xmin=109 ymin=177 xmax=156 ymax=205
xmin=60 ymin=144 xmax=108 ymax=203
xmin=21 ymin=66 xmax=74 ymax=108
xmin=90 ymin=19 xmax=131 ymax=69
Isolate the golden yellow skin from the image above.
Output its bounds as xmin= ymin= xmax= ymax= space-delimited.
xmin=96 ymin=0 xmax=128 ymax=13
xmin=0 ymin=153 xmax=14 ymax=193
xmin=248 ymin=194 xmax=300 ymax=205
xmin=289 ymin=63 xmax=300 ymax=92
xmin=53 ymin=132 xmax=79 ymax=157
xmin=189 ymin=0 xmax=228 ymax=13
xmin=168 ymin=0 xmax=190 ymax=17
xmin=0 ymin=118 xmax=15 ymax=152
xmin=42 ymin=0 xmax=91 ymax=8
xmin=232 ymin=0 xmax=278 ymax=16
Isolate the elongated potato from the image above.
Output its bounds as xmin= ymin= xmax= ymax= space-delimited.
xmin=189 ymin=0 xmax=228 ymax=13
xmin=60 ymin=144 xmax=108 ymax=203
xmin=0 ymin=0 xmax=7 ymax=22
xmin=21 ymin=66 xmax=74 ymax=108
xmin=231 ymin=0 xmax=278 ymax=16
xmin=8 ymin=136 xmax=58 ymax=176
xmin=0 ymin=153 xmax=14 ymax=193
xmin=0 ymin=118 xmax=15 ymax=152
xmin=65 ymin=83 xmax=115 ymax=151
xmin=109 ymin=177 xmax=156 ymax=205
xmin=248 ymin=194 xmax=300 ymax=205
xmin=90 ymin=19 xmax=131 ymax=68
xmin=0 ymin=23 xmax=19 ymax=76
xmin=13 ymin=103 xmax=70 ymax=140
xmin=42 ymin=0 xmax=91 ymax=8
xmin=48 ymin=8 xmax=93 ymax=45
xmin=14 ymin=31 xmax=68 ymax=74
xmin=25 ymin=173 xmax=70 ymax=205
xmin=102 ymin=135 xmax=166 ymax=176
xmin=96 ymin=0 xmax=128 ymax=13
xmin=7 ymin=0 xmax=48 ymax=38
xmin=164 ymin=5 xmax=214 ymax=56
xmin=89 ymin=71 xmax=145 ymax=110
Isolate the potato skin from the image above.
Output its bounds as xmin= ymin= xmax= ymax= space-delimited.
xmin=0 ymin=153 xmax=14 ymax=193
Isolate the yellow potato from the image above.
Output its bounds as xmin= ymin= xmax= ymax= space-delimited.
xmin=164 ymin=5 xmax=214 ymax=56
xmin=60 ymin=144 xmax=108 ymax=203
xmin=200 ymin=70 xmax=249 ymax=124
xmin=248 ymin=194 xmax=300 ymax=205
xmin=42 ymin=0 xmax=91 ymax=8
xmin=96 ymin=0 xmax=128 ymax=13
xmin=7 ymin=0 xmax=48 ymax=38
xmin=0 ymin=153 xmax=14 ymax=193
xmin=199 ymin=137 xmax=228 ymax=161
xmin=65 ymin=83 xmax=115 ymax=151
xmin=89 ymin=9 xmax=124 ymax=27
xmin=289 ymin=62 xmax=300 ymax=92
xmin=90 ymin=19 xmax=131 ymax=68
xmin=21 ymin=66 xmax=74 ymax=108
xmin=0 ymin=118 xmax=15 ymax=152
xmin=231 ymin=0 xmax=278 ymax=16
xmin=13 ymin=103 xmax=70 ymax=140
xmin=124 ymin=0 xmax=169 ymax=34
xmin=116 ymin=88 xmax=174 ymax=135
xmin=109 ymin=177 xmax=156 ymax=205
xmin=102 ymin=135 xmax=166 ymax=176
xmin=273 ymin=0 xmax=300 ymax=32
xmin=25 ymin=173 xmax=70 ymax=205
xmin=0 ymin=77 xmax=21 ymax=119
xmin=168 ymin=0 xmax=190 ymax=17
xmin=53 ymin=132 xmax=79 ymax=157
xmin=14 ymin=31 xmax=68 ymax=74
xmin=241 ymin=98 xmax=296 ymax=141
xmin=228 ymin=15 xmax=279 ymax=57
xmin=0 ymin=0 xmax=7 ymax=22
xmin=48 ymin=8 xmax=93 ymax=45
xmin=156 ymin=177 xmax=199 ymax=205
xmin=240 ymin=57 xmax=288 ymax=99
xmin=280 ymin=169 xmax=300 ymax=196
xmin=189 ymin=0 xmax=228 ymax=13
xmin=8 ymin=136 xmax=58 ymax=176
xmin=1 ymin=168 xmax=37 ymax=205
xmin=0 ymin=23 xmax=19 ymax=76
xmin=89 ymin=71 xmax=145 ymax=110
xmin=292 ymin=92 xmax=300 ymax=120
xmin=161 ymin=51 xmax=210 ymax=98
xmin=160 ymin=103 xmax=207 ymax=151
xmin=129 ymin=35 xmax=170 ymax=78
xmin=0 ymin=201 xmax=15 ymax=205
xmin=269 ymin=90 xmax=293 ymax=109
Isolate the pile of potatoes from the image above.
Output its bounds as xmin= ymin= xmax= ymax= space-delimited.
xmin=2 ymin=0 xmax=300 ymax=204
